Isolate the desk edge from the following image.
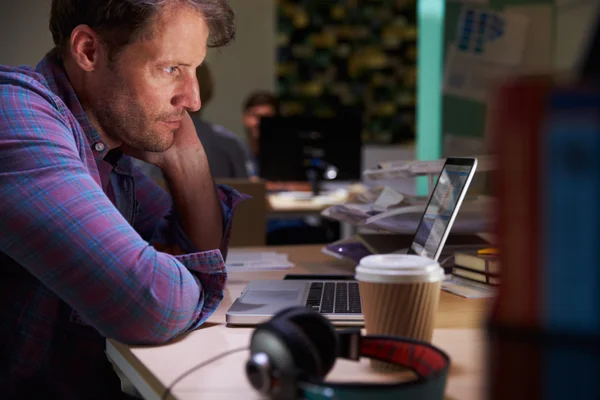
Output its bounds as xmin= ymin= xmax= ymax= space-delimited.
xmin=106 ymin=339 xmax=169 ymax=400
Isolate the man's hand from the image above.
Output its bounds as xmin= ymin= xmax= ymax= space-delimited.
xmin=124 ymin=112 xmax=201 ymax=169
xmin=124 ymin=112 xmax=224 ymax=252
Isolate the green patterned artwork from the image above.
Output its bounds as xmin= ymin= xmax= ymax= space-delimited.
xmin=276 ymin=0 xmax=418 ymax=144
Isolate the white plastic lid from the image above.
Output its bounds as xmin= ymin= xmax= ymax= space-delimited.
xmin=355 ymin=254 xmax=444 ymax=284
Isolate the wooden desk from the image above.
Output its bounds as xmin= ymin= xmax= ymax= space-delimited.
xmin=106 ymin=245 xmax=489 ymax=400
xmin=267 ymin=193 xmax=345 ymax=217
xmin=267 ymin=194 xmax=357 ymax=239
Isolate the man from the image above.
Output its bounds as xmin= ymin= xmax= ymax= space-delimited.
xmin=241 ymin=90 xmax=278 ymax=177
xmin=0 ymin=1 xmax=243 ymax=399
xmin=239 ymin=92 xmax=334 ymax=244
xmin=134 ymin=62 xmax=252 ymax=182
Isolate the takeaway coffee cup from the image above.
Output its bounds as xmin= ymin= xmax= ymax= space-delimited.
xmin=355 ymin=254 xmax=445 ymax=371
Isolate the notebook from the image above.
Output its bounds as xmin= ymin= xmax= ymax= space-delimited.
xmin=225 ymin=157 xmax=479 ymax=326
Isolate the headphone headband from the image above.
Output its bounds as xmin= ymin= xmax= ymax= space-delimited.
xmin=300 ymin=330 xmax=450 ymax=399
xmin=247 ymin=307 xmax=451 ymax=400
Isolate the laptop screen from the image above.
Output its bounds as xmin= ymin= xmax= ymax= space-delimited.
xmin=408 ymin=158 xmax=477 ymax=260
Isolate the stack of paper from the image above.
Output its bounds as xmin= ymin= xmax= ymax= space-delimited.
xmin=322 ymin=189 xmax=494 ymax=235
xmin=321 ymin=185 xmax=426 ymax=227
xmin=362 ymin=155 xmax=496 ymax=182
xmin=272 ymin=189 xmax=348 ymax=205
xmin=225 ymin=250 xmax=294 ymax=272
xmin=442 ymin=275 xmax=497 ymax=299
xmin=362 ymin=159 xmax=445 ymax=181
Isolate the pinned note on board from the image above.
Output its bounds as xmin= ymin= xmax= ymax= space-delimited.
xmin=455 ymin=7 xmax=529 ymax=66
xmin=443 ymin=6 xmax=530 ymax=103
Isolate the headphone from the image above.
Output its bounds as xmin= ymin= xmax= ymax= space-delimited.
xmin=246 ymin=306 xmax=451 ymax=400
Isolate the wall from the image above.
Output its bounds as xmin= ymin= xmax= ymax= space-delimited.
xmin=0 ymin=1 xmax=54 ymax=66
xmin=554 ymin=0 xmax=600 ymax=72
xmin=201 ymin=0 xmax=277 ymax=139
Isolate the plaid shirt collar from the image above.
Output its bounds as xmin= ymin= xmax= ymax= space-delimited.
xmin=35 ymin=50 xmax=117 ymax=163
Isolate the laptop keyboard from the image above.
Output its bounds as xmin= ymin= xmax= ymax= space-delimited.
xmin=305 ymin=282 xmax=362 ymax=314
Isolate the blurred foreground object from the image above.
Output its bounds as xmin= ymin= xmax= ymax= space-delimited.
xmin=488 ymin=75 xmax=600 ymax=399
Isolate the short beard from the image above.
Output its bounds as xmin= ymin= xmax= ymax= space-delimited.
xmin=90 ymin=60 xmax=175 ymax=153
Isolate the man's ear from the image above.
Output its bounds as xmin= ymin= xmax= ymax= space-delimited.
xmin=69 ymin=25 xmax=106 ymax=72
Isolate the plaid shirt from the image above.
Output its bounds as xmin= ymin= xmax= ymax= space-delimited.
xmin=0 ymin=52 xmax=245 ymax=399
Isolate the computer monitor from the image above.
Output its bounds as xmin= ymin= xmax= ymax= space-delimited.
xmin=258 ymin=116 xmax=362 ymax=182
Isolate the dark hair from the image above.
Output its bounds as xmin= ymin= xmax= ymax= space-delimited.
xmin=50 ymin=0 xmax=235 ymax=60
xmin=243 ymin=90 xmax=279 ymax=113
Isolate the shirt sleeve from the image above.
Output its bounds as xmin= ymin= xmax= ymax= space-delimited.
xmin=211 ymin=124 xmax=251 ymax=179
xmin=130 ymin=160 xmax=248 ymax=260
xmin=0 ymin=79 xmax=236 ymax=345
xmin=230 ymin=138 xmax=252 ymax=179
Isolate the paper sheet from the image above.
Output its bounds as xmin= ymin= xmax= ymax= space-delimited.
xmin=454 ymin=7 xmax=529 ymax=66
xmin=363 ymin=159 xmax=445 ymax=181
xmin=226 ymin=250 xmax=294 ymax=271
xmin=444 ymin=6 xmax=529 ymax=103
xmin=270 ymin=189 xmax=348 ymax=206
xmin=371 ymin=186 xmax=405 ymax=211
xmin=442 ymin=276 xmax=497 ymax=298
xmin=444 ymin=46 xmax=521 ymax=103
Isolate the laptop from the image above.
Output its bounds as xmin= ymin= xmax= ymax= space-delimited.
xmin=226 ymin=157 xmax=479 ymax=326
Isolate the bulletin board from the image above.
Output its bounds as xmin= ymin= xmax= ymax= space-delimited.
xmin=276 ymin=0 xmax=419 ymax=145
xmin=442 ymin=0 xmax=554 ymax=145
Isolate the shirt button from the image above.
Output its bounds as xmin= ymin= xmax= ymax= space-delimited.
xmin=94 ymin=142 xmax=105 ymax=152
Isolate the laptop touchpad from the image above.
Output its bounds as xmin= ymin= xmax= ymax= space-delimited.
xmin=243 ymin=290 xmax=300 ymax=304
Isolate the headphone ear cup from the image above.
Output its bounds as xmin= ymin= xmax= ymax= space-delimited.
xmin=261 ymin=315 xmax=323 ymax=379
xmin=271 ymin=306 xmax=339 ymax=377
xmin=248 ymin=317 xmax=312 ymax=399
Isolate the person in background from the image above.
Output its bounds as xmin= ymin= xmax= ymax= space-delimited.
xmin=241 ymin=92 xmax=336 ymax=244
xmin=191 ymin=63 xmax=252 ymax=179
xmin=241 ymin=90 xmax=278 ymax=177
xmin=242 ymin=90 xmax=310 ymax=192
xmin=0 ymin=0 xmax=243 ymax=398
xmin=135 ymin=62 xmax=251 ymax=182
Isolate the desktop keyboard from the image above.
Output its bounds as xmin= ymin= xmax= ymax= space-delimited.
xmin=305 ymin=282 xmax=362 ymax=314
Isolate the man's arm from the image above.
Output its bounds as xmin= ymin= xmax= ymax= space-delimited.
xmin=127 ymin=114 xmax=248 ymax=256
xmin=161 ymin=146 xmax=223 ymax=252
xmin=0 ymin=83 xmax=225 ymax=345
xmin=129 ymin=160 xmax=244 ymax=260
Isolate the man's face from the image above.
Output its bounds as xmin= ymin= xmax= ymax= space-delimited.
xmin=243 ymin=105 xmax=276 ymax=141
xmin=89 ymin=5 xmax=208 ymax=152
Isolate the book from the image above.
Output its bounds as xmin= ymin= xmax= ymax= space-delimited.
xmin=490 ymin=75 xmax=553 ymax=329
xmin=452 ymin=267 xmax=500 ymax=286
xmin=441 ymin=275 xmax=497 ymax=299
xmin=454 ymin=252 xmax=500 ymax=275
xmin=542 ymin=87 xmax=600 ymax=336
